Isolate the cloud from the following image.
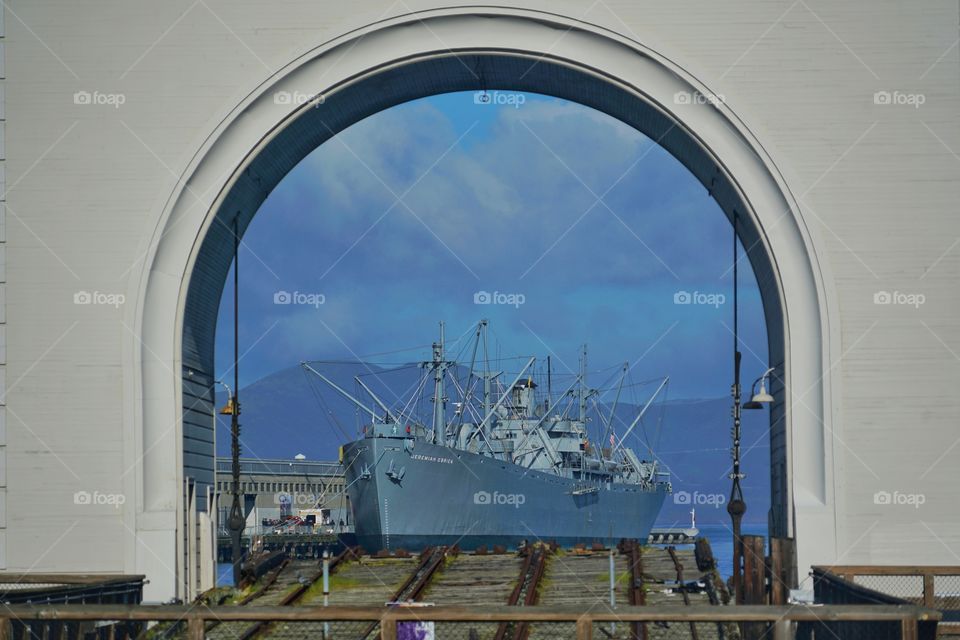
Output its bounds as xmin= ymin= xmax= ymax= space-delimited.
xmin=215 ymin=92 xmax=767 ymax=397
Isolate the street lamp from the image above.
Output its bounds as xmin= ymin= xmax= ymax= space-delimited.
xmin=742 ymin=368 xmax=775 ymax=410
xmin=728 ymin=214 xmax=775 ymax=605
xmin=727 ymin=211 xmax=752 ymax=605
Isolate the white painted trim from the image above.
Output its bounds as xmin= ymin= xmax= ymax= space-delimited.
xmin=130 ymin=8 xmax=838 ymax=600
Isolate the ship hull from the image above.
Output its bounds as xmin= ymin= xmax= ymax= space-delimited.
xmin=342 ymin=438 xmax=668 ymax=552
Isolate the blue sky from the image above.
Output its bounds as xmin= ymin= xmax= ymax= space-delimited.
xmin=214 ymin=91 xmax=768 ymax=399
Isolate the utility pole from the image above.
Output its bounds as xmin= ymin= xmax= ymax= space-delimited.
xmin=227 ymin=218 xmax=245 ymax=587
xmin=728 ymin=212 xmax=747 ymax=604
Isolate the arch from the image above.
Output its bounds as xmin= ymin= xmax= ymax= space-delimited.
xmin=130 ymin=8 xmax=839 ymax=600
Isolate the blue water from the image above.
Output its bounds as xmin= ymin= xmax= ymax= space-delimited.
xmin=215 ymin=523 xmax=765 ymax=588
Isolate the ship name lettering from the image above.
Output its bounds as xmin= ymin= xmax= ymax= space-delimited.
xmin=411 ymin=454 xmax=454 ymax=464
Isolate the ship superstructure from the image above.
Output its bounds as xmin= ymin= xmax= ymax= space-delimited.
xmin=304 ymin=320 xmax=671 ymax=551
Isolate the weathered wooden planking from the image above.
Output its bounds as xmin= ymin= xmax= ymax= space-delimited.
xmin=422 ymin=553 xmax=524 ymax=605
xmin=321 ymin=557 xmax=418 ymax=607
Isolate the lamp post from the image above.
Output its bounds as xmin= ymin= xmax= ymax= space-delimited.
xmin=728 ymin=213 xmax=774 ymax=603
xmin=216 ymin=379 xmax=243 ymax=586
xmin=221 ymin=218 xmax=244 ymax=587
xmin=728 ymin=212 xmax=746 ymax=603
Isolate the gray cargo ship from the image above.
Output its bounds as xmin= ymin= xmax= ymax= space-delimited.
xmin=304 ymin=320 xmax=671 ymax=552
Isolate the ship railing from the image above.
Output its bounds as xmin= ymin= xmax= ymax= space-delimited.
xmin=0 ymin=603 xmax=941 ymax=639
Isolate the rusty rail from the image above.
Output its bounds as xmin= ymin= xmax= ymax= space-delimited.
xmin=200 ymin=558 xmax=290 ymax=636
xmin=236 ymin=546 xmax=361 ymax=640
xmin=667 ymin=545 xmax=700 ymax=640
xmin=494 ymin=544 xmax=551 ymax=640
xmin=239 ymin=549 xmax=287 ymax=589
xmin=236 ymin=558 xmax=290 ymax=606
xmin=393 ymin=545 xmax=453 ymax=603
xmin=617 ymin=539 xmax=647 ymax=640
xmin=358 ymin=545 xmax=452 ymax=640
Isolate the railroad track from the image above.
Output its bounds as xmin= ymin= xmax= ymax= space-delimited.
xmin=237 ymin=546 xmax=362 ymax=640
xmin=356 ymin=545 xmax=454 ymax=640
xmin=158 ymin=568 xmax=287 ymax=640
xmin=494 ymin=544 xmax=552 ymax=640
xmin=667 ymin=545 xmax=701 ymax=640
xmin=201 ymin=547 xmax=359 ymax=640
xmin=235 ymin=557 xmax=290 ymax=605
xmin=619 ymin=539 xmax=647 ymax=640
xmin=203 ymin=558 xmax=311 ymax=640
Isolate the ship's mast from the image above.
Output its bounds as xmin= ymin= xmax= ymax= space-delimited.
xmin=482 ymin=322 xmax=493 ymax=426
xmin=546 ymin=355 xmax=552 ymax=411
xmin=431 ymin=321 xmax=448 ymax=444
xmin=603 ymin=364 xmax=629 ymax=452
xmin=483 ymin=374 xmax=492 ymax=421
xmin=454 ymin=320 xmax=487 ymax=443
xmin=578 ymin=344 xmax=587 ymax=424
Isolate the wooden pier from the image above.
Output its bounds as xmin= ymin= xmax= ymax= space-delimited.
xmin=206 ymin=540 xmax=734 ymax=640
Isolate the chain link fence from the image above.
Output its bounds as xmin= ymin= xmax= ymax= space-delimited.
xmin=852 ymin=575 xmax=924 ymax=603
xmin=251 ymin=620 xmax=380 ymax=638
xmin=934 ymin=575 xmax=960 ymax=612
xmin=818 ymin=566 xmax=960 ymax=628
xmin=589 ymin=620 xmax=729 ymax=639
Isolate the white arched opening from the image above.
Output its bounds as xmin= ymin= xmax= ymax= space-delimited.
xmin=129 ymin=9 xmax=838 ymax=601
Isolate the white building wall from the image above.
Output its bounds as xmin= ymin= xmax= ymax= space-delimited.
xmin=0 ymin=4 xmax=6 ymax=571
xmin=2 ymin=0 xmax=958 ymax=601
